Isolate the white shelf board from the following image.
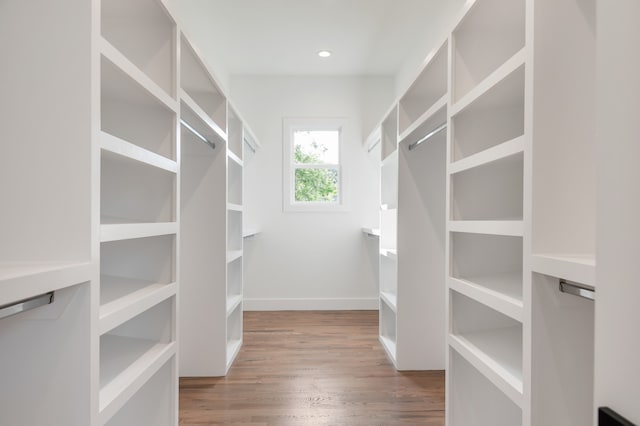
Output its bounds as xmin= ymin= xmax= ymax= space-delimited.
xmin=451 ymin=48 xmax=526 ymax=117
xmin=398 ymin=94 xmax=448 ymax=144
xmin=227 ymin=203 xmax=243 ymax=212
xmin=362 ymin=227 xmax=381 ymax=237
xmin=226 ymin=294 xmax=243 ymax=317
xmin=449 ymin=328 xmax=523 ymax=407
xmin=228 ymin=150 xmax=243 ymax=167
xmin=380 ymin=291 xmax=398 ymax=313
xmin=380 ymin=204 xmax=397 ymax=211
xmin=226 ymin=338 xmax=242 ymax=370
xmin=0 ymin=261 xmax=92 ymax=307
xmin=180 ymin=89 xmax=227 ymax=142
xmin=100 ymin=131 xmax=177 ymax=173
xmin=449 ymin=275 xmax=523 ymax=322
xmin=449 ymin=220 xmax=523 ymax=237
xmin=243 ymin=228 xmax=260 ymax=238
xmin=99 ymin=335 xmax=176 ymax=424
xmin=100 ymin=38 xmax=177 ymax=113
xmin=380 ymin=248 xmax=397 ymax=260
xmin=531 ymin=254 xmax=596 ymax=288
xmin=99 ymin=276 xmax=177 ymax=335
xmin=100 ymin=222 xmax=177 ymax=242
xmin=227 ymin=250 xmax=243 ymax=264
xmin=449 ymin=136 xmax=524 ymax=175
xmin=379 ymin=335 xmax=397 ymax=365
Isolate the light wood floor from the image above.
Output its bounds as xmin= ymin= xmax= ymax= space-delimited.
xmin=179 ymin=310 xmax=445 ymax=425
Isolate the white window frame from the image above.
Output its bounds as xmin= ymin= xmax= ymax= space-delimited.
xmin=283 ymin=118 xmax=348 ymax=212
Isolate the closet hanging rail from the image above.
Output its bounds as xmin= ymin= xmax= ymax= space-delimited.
xmin=367 ymin=138 xmax=381 ymax=153
xmin=559 ymin=279 xmax=595 ymax=301
xmin=408 ymin=122 xmax=447 ymax=151
xmin=0 ymin=291 xmax=55 ymax=320
xmin=180 ymin=119 xmax=216 ymax=150
xmin=244 ymin=137 xmax=256 ymax=153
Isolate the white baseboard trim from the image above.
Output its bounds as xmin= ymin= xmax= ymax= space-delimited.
xmin=243 ymin=298 xmax=379 ymax=311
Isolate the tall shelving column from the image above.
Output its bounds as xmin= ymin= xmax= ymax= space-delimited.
xmin=98 ymin=0 xmax=179 ymax=424
xmin=446 ymin=0 xmax=526 ymax=424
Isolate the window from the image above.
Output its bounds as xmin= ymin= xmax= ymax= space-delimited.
xmin=283 ymin=118 xmax=346 ymax=211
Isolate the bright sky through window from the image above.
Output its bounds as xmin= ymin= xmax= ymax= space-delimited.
xmin=293 ymin=130 xmax=339 ymax=165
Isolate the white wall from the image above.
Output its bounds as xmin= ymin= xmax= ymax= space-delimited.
xmin=231 ymin=76 xmax=393 ymax=310
xmin=594 ymin=1 xmax=640 ymax=423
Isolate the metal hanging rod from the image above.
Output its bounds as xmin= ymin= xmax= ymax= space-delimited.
xmin=180 ymin=119 xmax=215 ymax=150
xmin=559 ymin=279 xmax=595 ymax=301
xmin=408 ymin=122 xmax=447 ymax=151
xmin=367 ymin=138 xmax=381 ymax=153
xmin=244 ymin=137 xmax=256 ymax=153
xmin=0 ymin=291 xmax=55 ymax=320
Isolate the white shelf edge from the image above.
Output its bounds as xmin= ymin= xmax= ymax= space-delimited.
xmin=180 ymin=89 xmax=227 ymax=143
xmin=362 ymin=227 xmax=381 ymax=237
xmin=99 ymin=341 xmax=176 ymax=424
xmin=100 ymin=131 xmax=177 ymax=174
xmin=228 ymin=150 xmax=243 ymax=167
xmin=379 ymin=248 xmax=397 ymax=260
xmin=449 ymin=334 xmax=523 ymax=408
xmin=99 ymin=282 xmax=177 ymax=335
xmin=379 ymin=335 xmax=397 ymax=366
xmin=381 ymin=148 xmax=398 ymax=167
xmin=531 ymin=254 xmax=596 ymax=288
xmin=451 ymin=47 xmax=526 ymax=117
xmin=398 ymin=94 xmax=448 ymax=144
xmin=0 ymin=261 xmax=92 ymax=307
xmin=449 ymin=136 xmax=525 ymax=175
xmin=227 ymin=203 xmax=243 ymax=212
xmin=226 ymin=338 xmax=243 ymax=371
xmin=227 ymin=250 xmax=243 ymax=264
xmin=449 ymin=220 xmax=523 ymax=237
xmin=449 ymin=278 xmax=523 ymax=322
xmin=100 ymin=38 xmax=178 ymax=113
xmin=100 ymin=222 xmax=178 ymax=242
xmin=226 ymin=294 xmax=243 ymax=317
xmin=380 ymin=204 xmax=397 ymax=211
xmin=243 ymin=228 xmax=260 ymax=238
xmin=380 ymin=291 xmax=398 ymax=313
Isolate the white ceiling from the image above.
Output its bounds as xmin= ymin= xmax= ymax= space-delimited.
xmin=174 ymin=0 xmax=453 ymax=77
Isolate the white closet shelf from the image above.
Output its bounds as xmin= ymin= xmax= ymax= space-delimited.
xmin=398 ymin=95 xmax=448 ymax=144
xmin=0 ymin=261 xmax=92 ymax=307
xmin=99 ymin=335 xmax=175 ymax=424
xmin=451 ymin=48 xmax=526 ymax=117
xmin=180 ymin=90 xmax=227 ymax=142
xmin=227 ymin=250 xmax=243 ymax=264
xmin=226 ymin=338 xmax=242 ymax=369
xmin=379 ymin=335 xmax=397 ymax=363
xmin=100 ymin=38 xmax=177 ymax=113
xmin=380 ymin=204 xmax=397 ymax=211
xmin=100 ymin=131 xmax=177 ymax=173
xmin=449 ymin=275 xmax=523 ymax=322
xmin=449 ymin=328 xmax=523 ymax=407
xmin=99 ymin=277 xmax=177 ymax=335
xmin=531 ymin=254 xmax=596 ymax=288
xmin=380 ymin=248 xmax=397 ymax=260
xmin=449 ymin=220 xmax=523 ymax=236
xmin=361 ymin=227 xmax=381 ymax=237
xmin=450 ymin=136 xmax=524 ymax=175
xmin=100 ymin=222 xmax=177 ymax=242
xmin=226 ymin=294 xmax=243 ymax=317
xmin=228 ymin=150 xmax=243 ymax=167
xmin=227 ymin=203 xmax=243 ymax=212
xmin=380 ymin=291 xmax=398 ymax=312
xmin=243 ymin=228 xmax=260 ymax=238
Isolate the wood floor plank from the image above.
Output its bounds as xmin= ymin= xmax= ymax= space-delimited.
xmin=179 ymin=310 xmax=444 ymax=425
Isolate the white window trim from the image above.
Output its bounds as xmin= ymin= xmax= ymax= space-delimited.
xmin=283 ymin=118 xmax=348 ymax=212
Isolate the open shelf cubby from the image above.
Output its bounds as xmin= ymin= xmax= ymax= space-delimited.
xmin=379 ymin=301 xmax=397 ymax=359
xmin=226 ymin=303 xmax=243 ymax=365
xmin=451 ymin=64 xmax=524 ymax=162
xmin=228 ymin=156 xmax=243 ymax=207
xmin=227 ymin=255 xmax=243 ymax=302
xmin=398 ymin=40 xmax=448 ymax=135
xmin=227 ymin=210 xmax=243 ymax=253
xmin=180 ymin=34 xmax=227 ymax=133
xmin=227 ymin=105 xmax=244 ymax=161
xmin=101 ymin=56 xmax=176 ymax=160
xmin=379 ymin=208 xmax=397 ymax=253
xmin=380 ymin=254 xmax=398 ymax=308
xmin=101 ymin=0 xmax=175 ymax=98
xmin=381 ymin=106 xmax=398 ymax=161
xmin=450 ymin=350 xmax=522 ymax=426
xmin=452 ymin=0 xmax=525 ymax=102
xmin=381 ymin=150 xmax=398 ymax=208
xmin=101 ymin=151 xmax=175 ymax=225
xmin=451 ymin=152 xmax=523 ymax=221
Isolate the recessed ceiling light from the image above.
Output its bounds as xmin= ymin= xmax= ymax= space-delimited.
xmin=317 ymin=50 xmax=332 ymax=58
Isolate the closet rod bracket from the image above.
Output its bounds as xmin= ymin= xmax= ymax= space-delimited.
xmin=0 ymin=291 xmax=55 ymax=320
xmin=559 ymin=279 xmax=595 ymax=301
